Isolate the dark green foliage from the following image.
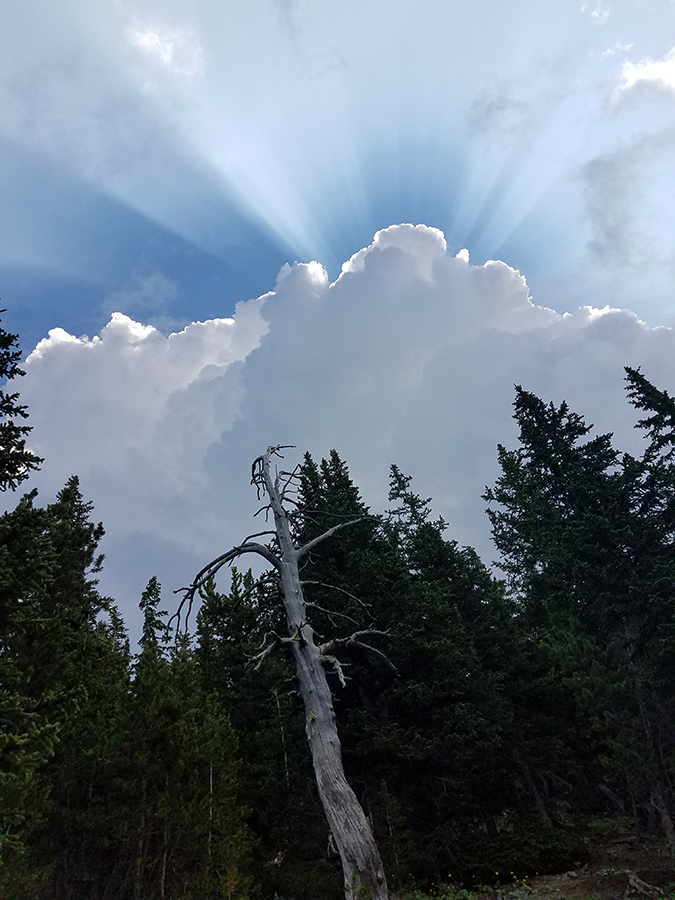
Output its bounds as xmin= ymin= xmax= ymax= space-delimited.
xmin=139 ymin=575 xmax=168 ymax=649
xmin=196 ymin=570 xmax=341 ymax=900
xmin=3 ymin=311 xmax=675 ymax=894
xmin=292 ymin=454 xmax=528 ymax=888
xmin=0 ymin=312 xmax=42 ymax=492
xmin=0 ymin=485 xmax=250 ymax=899
xmin=0 ymin=319 xmax=250 ymax=897
xmin=483 ymin=387 xmax=621 ymax=632
xmin=452 ymin=822 xmax=588 ymax=886
xmin=121 ymin=604 xmax=250 ymax=900
xmin=0 ymin=477 xmax=115 ymax=882
xmin=484 ymin=373 xmax=675 ymax=853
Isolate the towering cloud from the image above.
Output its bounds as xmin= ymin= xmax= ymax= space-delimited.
xmin=17 ymin=225 xmax=675 ymax=631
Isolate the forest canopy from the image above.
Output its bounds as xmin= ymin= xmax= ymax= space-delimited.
xmin=1 ymin=310 xmax=674 ymax=899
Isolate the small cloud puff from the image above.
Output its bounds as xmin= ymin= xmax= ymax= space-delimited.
xmin=582 ymin=1 xmax=609 ymax=26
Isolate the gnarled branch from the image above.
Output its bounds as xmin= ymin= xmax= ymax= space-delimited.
xmin=306 ymin=602 xmax=359 ymax=627
xmin=170 ymin=541 xmax=283 ymax=631
xmin=320 ymin=653 xmax=349 ymax=688
xmin=302 ymin=580 xmax=372 ymax=613
xmin=320 ymin=630 xmax=398 ymax=674
xmin=248 ymin=631 xmax=297 ymax=670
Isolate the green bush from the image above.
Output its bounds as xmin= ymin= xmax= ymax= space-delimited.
xmin=451 ymin=822 xmax=588 ymax=885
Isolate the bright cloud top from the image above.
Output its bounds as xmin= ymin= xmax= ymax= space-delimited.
xmin=17 ymin=225 xmax=675 ymax=631
xmin=618 ymin=46 xmax=675 ymax=96
xmin=27 ymin=303 xmax=268 ymax=487
xmin=7 ymin=0 xmax=675 ymax=331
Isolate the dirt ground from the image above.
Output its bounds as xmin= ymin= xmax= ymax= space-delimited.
xmin=491 ymin=830 xmax=675 ymax=900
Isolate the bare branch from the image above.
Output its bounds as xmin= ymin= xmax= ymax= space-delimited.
xmin=168 ymin=590 xmax=197 ymax=635
xmin=169 ymin=541 xmax=283 ymax=632
xmin=352 ymin=640 xmax=399 ymax=674
xmin=248 ymin=631 xmax=296 ymax=670
xmin=297 ymin=518 xmax=363 ymax=558
xmin=320 ymin=630 xmax=398 ymax=674
xmin=241 ymin=530 xmax=277 ymax=544
xmin=319 ymin=653 xmax=349 ymax=688
xmin=278 ymin=464 xmax=302 ymax=500
xmin=302 ymin=580 xmax=372 ymax=613
xmin=306 ymin=602 xmax=359 ymax=627
xmin=252 ymin=445 xmax=295 ymax=496
xmin=280 ymin=495 xmax=302 ymax=508
xmin=270 ymin=444 xmax=294 ymax=456
xmin=174 ymin=542 xmax=281 ymax=597
xmin=250 ymin=638 xmax=280 ymax=670
xmin=320 ymin=629 xmax=374 ymax=653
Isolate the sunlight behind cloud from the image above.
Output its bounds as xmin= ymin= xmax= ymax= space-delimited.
xmin=5 ymin=0 xmax=675 ymax=327
xmin=15 ymin=225 xmax=675 ymax=623
xmin=128 ymin=25 xmax=204 ymax=81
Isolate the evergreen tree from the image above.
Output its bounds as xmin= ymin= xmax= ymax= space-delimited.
xmin=0 ymin=476 xmax=132 ymax=896
xmin=0 ymin=311 xmax=42 ymax=491
xmin=295 ymin=455 xmax=568 ymax=885
xmin=196 ymin=570 xmax=337 ymax=900
xmin=122 ymin=580 xmax=250 ymax=900
xmin=485 ymin=377 xmax=675 ymax=852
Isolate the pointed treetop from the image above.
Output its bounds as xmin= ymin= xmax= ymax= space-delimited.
xmin=0 ymin=310 xmax=42 ymax=491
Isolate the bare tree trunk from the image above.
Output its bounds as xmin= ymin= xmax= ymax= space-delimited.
xmin=208 ymin=758 xmax=213 ymax=863
xmin=178 ymin=447 xmax=390 ymax=900
xmin=274 ymin=690 xmax=291 ymax=790
xmin=635 ymin=680 xmax=675 ymax=856
xmin=133 ymin=778 xmax=146 ymax=900
xmin=160 ymin=822 xmax=168 ymax=900
xmin=160 ymin=773 xmax=169 ymax=900
xmin=266 ymin=457 xmax=389 ymax=900
xmin=515 ymin=749 xmax=552 ymax=828
xmin=651 ymin=783 xmax=675 ymax=857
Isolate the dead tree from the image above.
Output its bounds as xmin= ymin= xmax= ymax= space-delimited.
xmin=175 ymin=446 xmax=389 ymax=900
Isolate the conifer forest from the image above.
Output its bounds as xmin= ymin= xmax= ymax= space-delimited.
xmin=2 ymin=311 xmax=675 ymax=900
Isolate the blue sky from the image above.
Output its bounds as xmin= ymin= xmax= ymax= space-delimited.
xmin=4 ymin=0 xmax=675 ymax=349
xmin=4 ymin=0 xmax=675 ymax=633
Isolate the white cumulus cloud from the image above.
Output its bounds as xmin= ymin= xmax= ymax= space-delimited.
xmin=616 ymin=46 xmax=675 ymax=98
xmin=14 ymin=225 xmax=675 ymax=634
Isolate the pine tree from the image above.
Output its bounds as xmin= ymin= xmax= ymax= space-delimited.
xmin=485 ymin=378 xmax=675 ymax=852
xmin=196 ymin=570 xmax=336 ymax=900
xmin=0 ymin=311 xmax=42 ymax=491
xmin=123 ymin=579 xmax=250 ymax=900
xmin=296 ymin=456 xmax=563 ymax=885
xmin=0 ymin=473 xmax=132 ymax=896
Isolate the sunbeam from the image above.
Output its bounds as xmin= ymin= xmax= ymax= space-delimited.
xmin=4 ymin=0 xmax=675 ymax=340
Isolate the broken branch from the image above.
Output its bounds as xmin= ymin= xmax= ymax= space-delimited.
xmin=320 ymin=630 xmax=398 ymax=674
xmin=302 ymin=581 xmax=372 ymax=613
xmin=298 ymin=519 xmax=363 ymax=558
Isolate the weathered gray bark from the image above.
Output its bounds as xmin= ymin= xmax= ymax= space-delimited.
xmin=633 ymin=656 xmax=675 ymax=857
xmin=515 ymin=748 xmax=552 ymax=828
xmin=178 ymin=447 xmax=388 ymax=900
